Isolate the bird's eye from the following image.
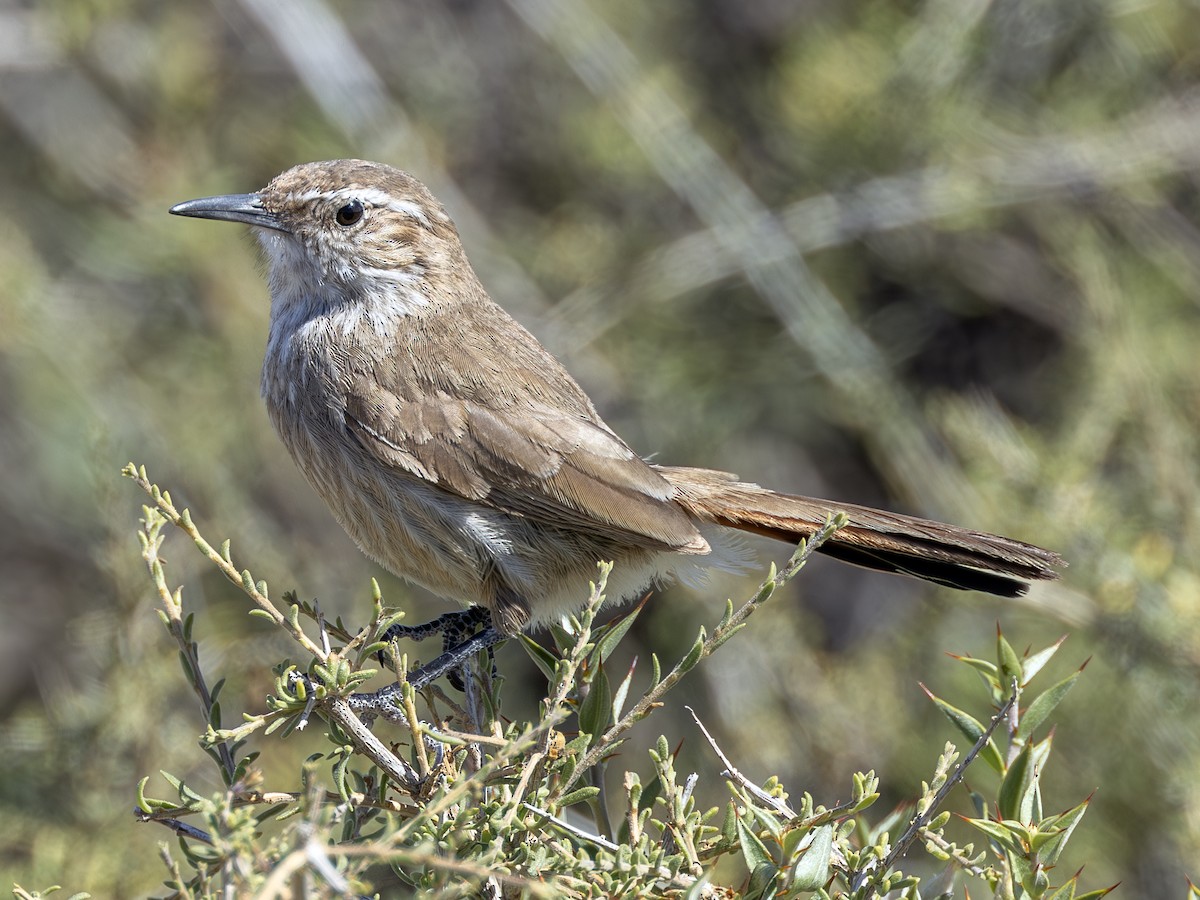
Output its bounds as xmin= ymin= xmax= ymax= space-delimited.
xmin=335 ymin=200 xmax=364 ymax=226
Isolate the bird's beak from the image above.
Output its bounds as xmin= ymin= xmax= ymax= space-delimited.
xmin=169 ymin=193 xmax=290 ymax=233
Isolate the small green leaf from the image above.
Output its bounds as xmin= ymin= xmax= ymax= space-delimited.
xmin=678 ymin=629 xmax=706 ymax=674
xmin=922 ymin=685 xmax=1004 ymax=773
xmin=332 ymin=749 xmax=351 ymax=803
xmin=961 ymin=817 xmax=1026 ymax=855
xmin=178 ymin=652 xmax=195 ymax=683
xmin=708 ymin=621 xmax=746 ymax=652
xmin=1074 ymin=885 xmax=1119 ymax=900
xmin=951 ymin=652 xmax=1002 ymax=695
xmin=790 ymin=824 xmax=833 ymax=891
xmin=1044 ymin=877 xmax=1077 ymax=900
xmin=998 ymin=742 xmax=1034 ymax=822
xmin=1037 ymin=795 xmax=1091 ymax=864
xmin=578 ymin=665 xmax=611 ymax=743
xmin=377 ymin=610 xmax=407 ymax=633
xmin=548 ymin=622 xmax=575 ymax=652
xmin=1017 ymin=668 xmax=1081 ymax=739
xmin=997 ymin=628 xmax=1023 ymax=684
xmin=345 ymin=668 xmax=376 ymax=689
xmin=593 ymin=603 xmax=642 ymax=664
xmin=752 ymin=563 xmax=778 ymax=604
xmin=135 ymin=776 xmax=153 ymax=813
xmin=160 ymin=770 xmax=204 ymax=806
xmin=638 ymin=774 xmax=662 ymax=812
xmin=612 ymin=660 xmax=635 ymax=721
xmin=359 ymin=640 xmax=388 ymax=658
xmin=1022 ymin=634 xmax=1068 ymax=683
xmin=952 ymin=653 xmax=1000 ymax=679
xmin=928 ymin=810 xmax=951 ymax=830
xmin=563 ymin=733 xmax=592 ymax=757
xmin=748 ymin=802 xmax=784 ymax=842
xmin=519 ymin=635 xmax=560 ymax=681
xmin=780 ymin=825 xmax=807 ymax=861
xmin=736 ymin=817 xmax=778 ymax=899
xmin=712 ymin=801 xmax=736 ymax=845
xmin=557 ymin=786 xmax=601 ymax=808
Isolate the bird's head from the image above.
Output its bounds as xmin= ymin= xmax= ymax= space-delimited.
xmin=171 ymin=159 xmax=468 ymax=316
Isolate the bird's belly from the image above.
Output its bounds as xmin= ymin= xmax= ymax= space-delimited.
xmin=264 ymin=396 xmax=666 ymax=625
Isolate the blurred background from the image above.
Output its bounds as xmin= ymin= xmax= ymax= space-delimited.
xmin=2 ymin=0 xmax=1198 ymax=894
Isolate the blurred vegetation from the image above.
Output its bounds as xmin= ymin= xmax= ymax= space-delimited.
xmin=1 ymin=0 xmax=1198 ymax=894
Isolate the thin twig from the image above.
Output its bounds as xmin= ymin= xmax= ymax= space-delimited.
xmin=853 ymin=677 xmax=1020 ymax=897
xmin=499 ymin=569 xmax=612 ymax=835
xmin=135 ymin=808 xmax=214 ymax=844
xmin=687 ymin=706 xmax=796 ymax=819
xmin=322 ymin=696 xmax=422 ymax=796
xmin=557 ymin=517 xmax=845 ymax=797
xmin=522 ymin=802 xmax=621 ymax=852
xmin=125 ymin=463 xmax=327 ymax=660
xmin=137 ymin=500 xmax=239 ymax=782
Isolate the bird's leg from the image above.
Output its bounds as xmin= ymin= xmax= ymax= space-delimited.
xmin=406 ymin=624 xmax=506 ymax=691
xmin=380 ymin=605 xmax=491 ymax=645
xmin=350 ymin=623 xmax=506 ymax=715
xmin=379 ymin=605 xmax=498 ymax=691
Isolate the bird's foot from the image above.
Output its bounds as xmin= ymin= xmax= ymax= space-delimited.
xmin=351 ymin=623 xmax=506 ymax=715
xmin=378 ymin=606 xmax=499 ymax=691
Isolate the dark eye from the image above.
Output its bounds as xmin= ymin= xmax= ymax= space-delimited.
xmin=335 ymin=200 xmax=364 ymax=226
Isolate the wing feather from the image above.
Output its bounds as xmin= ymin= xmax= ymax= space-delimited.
xmin=341 ymin=304 xmax=708 ymax=554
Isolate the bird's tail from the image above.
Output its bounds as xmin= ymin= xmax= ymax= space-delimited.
xmin=657 ymin=466 xmax=1064 ymax=598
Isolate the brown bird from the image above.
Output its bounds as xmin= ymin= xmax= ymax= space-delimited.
xmin=170 ymin=159 xmax=1063 ymax=688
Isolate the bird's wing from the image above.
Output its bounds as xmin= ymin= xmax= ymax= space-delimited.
xmin=341 ymin=306 xmax=708 ymax=554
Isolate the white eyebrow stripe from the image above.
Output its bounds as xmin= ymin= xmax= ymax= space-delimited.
xmin=285 ymin=188 xmax=334 ymax=204
xmin=380 ymin=198 xmax=433 ymax=228
xmin=283 ymin=187 xmax=436 ymax=229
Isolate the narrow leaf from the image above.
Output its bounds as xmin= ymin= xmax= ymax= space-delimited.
xmin=678 ymin=629 xmax=706 ymax=674
xmin=998 ymin=742 xmax=1033 ymax=822
xmin=790 ymin=823 xmax=833 ymax=891
xmin=997 ymin=627 xmax=1023 ymax=684
xmin=612 ymin=658 xmax=636 ymax=721
xmin=557 ymin=786 xmax=601 ymax=808
xmin=1038 ymin=795 xmax=1091 ymax=865
xmin=1044 ymin=879 xmax=1078 ymax=900
xmin=1017 ymin=669 xmax=1081 ymax=739
xmin=922 ymin=685 xmax=1004 ymax=774
xmin=594 ymin=602 xmax=644 ymax=664
xmin=1022 ymin=634 xmax=1068 ymax=683
xmin=961 ymin=817 xmax=1026 ymax=855
xmin=736 ymin=817 xmax=778 ymax=899
xmin=519 ymin=635 xmax=560 ymax=681
xmin=578 ymin=665 xmax=612 ymax=743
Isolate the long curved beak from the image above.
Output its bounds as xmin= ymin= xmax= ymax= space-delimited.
xmin=169 ymin=193 xmax=290 ymax=233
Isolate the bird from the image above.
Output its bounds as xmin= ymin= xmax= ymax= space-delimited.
xmin=170 ymin=159 xmax=1063 ymax=688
